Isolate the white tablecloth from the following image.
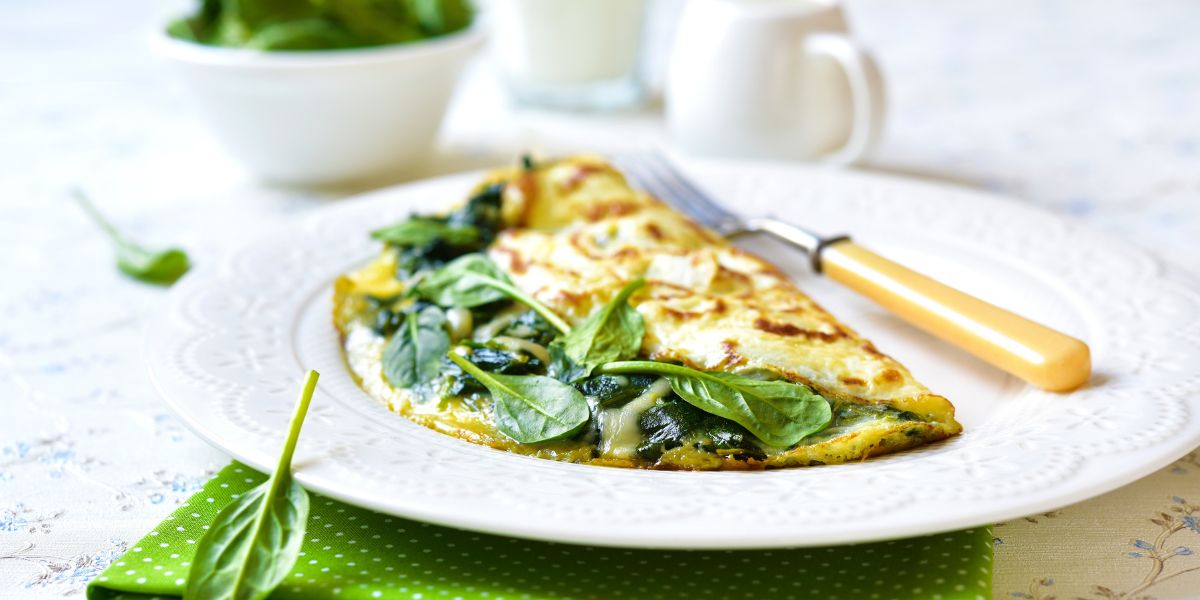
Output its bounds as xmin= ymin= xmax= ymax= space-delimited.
xmin=2 ymin=1 xmax=1199 ymax=597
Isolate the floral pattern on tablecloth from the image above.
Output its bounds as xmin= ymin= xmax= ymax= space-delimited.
xmin=995 ymin=450 xmax=1200 ymax=599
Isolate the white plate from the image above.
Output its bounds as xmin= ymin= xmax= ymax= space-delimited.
xmin=146 ymin=159 xmax=1200 ymax=549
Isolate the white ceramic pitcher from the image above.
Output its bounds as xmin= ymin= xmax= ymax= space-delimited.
xmin=666 ymin=0 xmax=885 ymax=165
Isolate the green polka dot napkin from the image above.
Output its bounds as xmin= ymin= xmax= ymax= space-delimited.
xmin=87 ymin=463 xmax=992 ymax=600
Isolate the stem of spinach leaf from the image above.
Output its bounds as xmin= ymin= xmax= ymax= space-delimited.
xmin=184 ymin=370 xmax=318 ymax=600
xmin=596 ymin=361 xmax=700 ymax=379
xmin=474 ymin=275 xmax=572 ymax=335
xmin=71 ymin=187 xmax=126 ymax=244
xmin=447 ymin=351 xmax=553 ymax=419
xmin=276 ymin=370 xmax=319 ymax=476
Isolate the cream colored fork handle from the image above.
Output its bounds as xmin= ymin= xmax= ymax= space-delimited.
xmin=821 ymin=241 xmax=1092 ymax=392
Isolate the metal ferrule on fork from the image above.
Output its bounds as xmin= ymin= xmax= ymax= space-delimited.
xmin=733 ymin=217 xmax=851 ymax=274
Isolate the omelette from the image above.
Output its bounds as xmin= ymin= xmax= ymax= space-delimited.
xmin=333 ymin=156 xmax=962 ymax=470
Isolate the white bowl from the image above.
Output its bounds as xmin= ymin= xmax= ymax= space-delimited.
xmin=152 ymin=24 xmax=486 ymax=186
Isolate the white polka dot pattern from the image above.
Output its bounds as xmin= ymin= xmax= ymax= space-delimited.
xmin=87 ymin=464 xmax=993 ymax=599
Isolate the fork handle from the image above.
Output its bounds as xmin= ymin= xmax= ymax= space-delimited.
xmin=820 ymin=240 xmax=1091 ymax=392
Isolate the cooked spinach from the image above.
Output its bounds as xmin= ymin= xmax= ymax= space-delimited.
xmin=574 ymin=374 xmax=658 ymax=409
xmin=393 ymin=240 xmax=466 ymax=280
xmin=417 ymin=255 xmax=571 ymax=333
xmin=548 ymin=279 xmax=645 ymax=383
xmin=446 ymin=183 xmax=504 ymax=240
xmin=168 ymin=0 xmax=474 ymax=50
xmin=421 ymin=357 xmax=481 ymax=401
xmin=636 ymin=396 xmax=764 ymax=461
xmin=833 ymin=401 xmax=922 ymax=424
xmin=379 ymin=182 xmax=506 ymax=279
xmin=460 ymin=341 xmax=544 ymax=375
xmin=184 ymin=370 xmax=318 ymax=600
xmin=596 ymin=361 xmax=832 ymax=447
xmin=499 ymin=310 xmax=558 ymax=346
xmin=372 ymin=218 xmax=479 ymax=247
xmin=382 ymin=305 xmax=450 ymax=388
xmin=447 ymin=351 xmax=589 ymax=443
xmin=71 ymin=189 xmax=190 ymax=285
xmin=415 ymin=254 xmax=512 ymax=306
xmin=365 ymin=295 xmax=408 ymax=336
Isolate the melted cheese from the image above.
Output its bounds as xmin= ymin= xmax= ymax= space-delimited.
xmin=597 ymin=378 xmax=672 ymax=459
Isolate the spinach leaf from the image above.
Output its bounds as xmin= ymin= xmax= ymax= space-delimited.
xmin=371 ymin=217 xmax=480 ymax=247
xmin=574 ymin=373 xmax=658 ymax=409
xmin=72 ymin=189 xmax=190 ymax=285
xmin=382 ymin=305 xmax=450 ymax=388
xmin=394 ymin=239 xmax=469 ymax=280
xmin=246 ymin=18 xmax=359 ymax=50
xmin=412 ymin=0 xmax=473 ymax=36
xmin=549 ymin=279 xmax=644 ymax=383
xmin=380 ymin=183 xmax=505 ymax=279
xmin=415 ymin=254 xmax=509 ymax=306
xmin=417 ymin=254 xmax=570 ymax=333
xmin=596 ymin=361 xmax=831 ymax=447
xmin=460 ymin=341 xmax=544 ymax=375
xmin=366 ymin=295 xmax=407 ymax=337
xmin=445 ymin=183 xmax=505 ymax=239
xmin=637 ymin=396 xmax=764 ymax=461
xmin=498 ymin=310 xmax=558 ymax=346
xmin=185 ymin=370 xmax=319 ymax=600
xmin=168 ymin=0 xmax=474 ymax=50
xmin=447 ymin=351 xmax=589 ymax=443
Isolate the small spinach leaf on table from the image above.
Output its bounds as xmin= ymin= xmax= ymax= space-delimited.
xmin=71 ymin=189 xmax=190 ymax=285
xmin=382 ymin=305 xmax=450 ymax=388
xmin=184 ymin=370 xmax=319 ymax=600
xmin=447 ymin=351 xmax=589 ymax=443
xmin=549 ymin=278 xmax=645 ymax=383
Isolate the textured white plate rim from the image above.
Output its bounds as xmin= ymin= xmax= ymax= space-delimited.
xmin=146 ymin=159 xmax=1200 ymax=549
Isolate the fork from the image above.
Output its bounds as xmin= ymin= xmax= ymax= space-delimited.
xmin=613 ymin=154 xmax=1091 ymax=392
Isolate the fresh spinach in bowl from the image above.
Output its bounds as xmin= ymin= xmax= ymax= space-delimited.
xmin=168 ymin=0 xmax=474 ymax=51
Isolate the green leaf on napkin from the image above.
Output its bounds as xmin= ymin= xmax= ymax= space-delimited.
xmin=71 ymin=189 xmax=191 ymax=286
xmin=184 ymin=370 xmax=320 ymax=600
xmin=87 ymin=461 xmax=995 ymax=600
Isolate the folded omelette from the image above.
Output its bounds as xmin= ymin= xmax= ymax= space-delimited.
xmin=334 ymin=156 xmax=962 ymax=470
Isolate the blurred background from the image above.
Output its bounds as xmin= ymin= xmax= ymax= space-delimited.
xmin=4 ymin=0 xmax=1197 ymax=261
xmin=4 ymin=1 xmax=1197 ymax=252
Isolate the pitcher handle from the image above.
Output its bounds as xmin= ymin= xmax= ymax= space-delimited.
xmin=803 ymin=33 xmax=887 ymax=166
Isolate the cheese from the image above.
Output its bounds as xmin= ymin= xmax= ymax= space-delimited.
xmin=597 ymin=378 xmax=672 ymax=459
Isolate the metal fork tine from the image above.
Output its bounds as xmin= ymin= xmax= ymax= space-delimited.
xmin=614 ymin=157 xmax=693 ymax=216
xmin=615 ymin=154 xmax=731 ymax=229
xmin=630 ymin=163 xmax=714 ymax=225
xmin=644 ymin=154 xmax=733 ymax=222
